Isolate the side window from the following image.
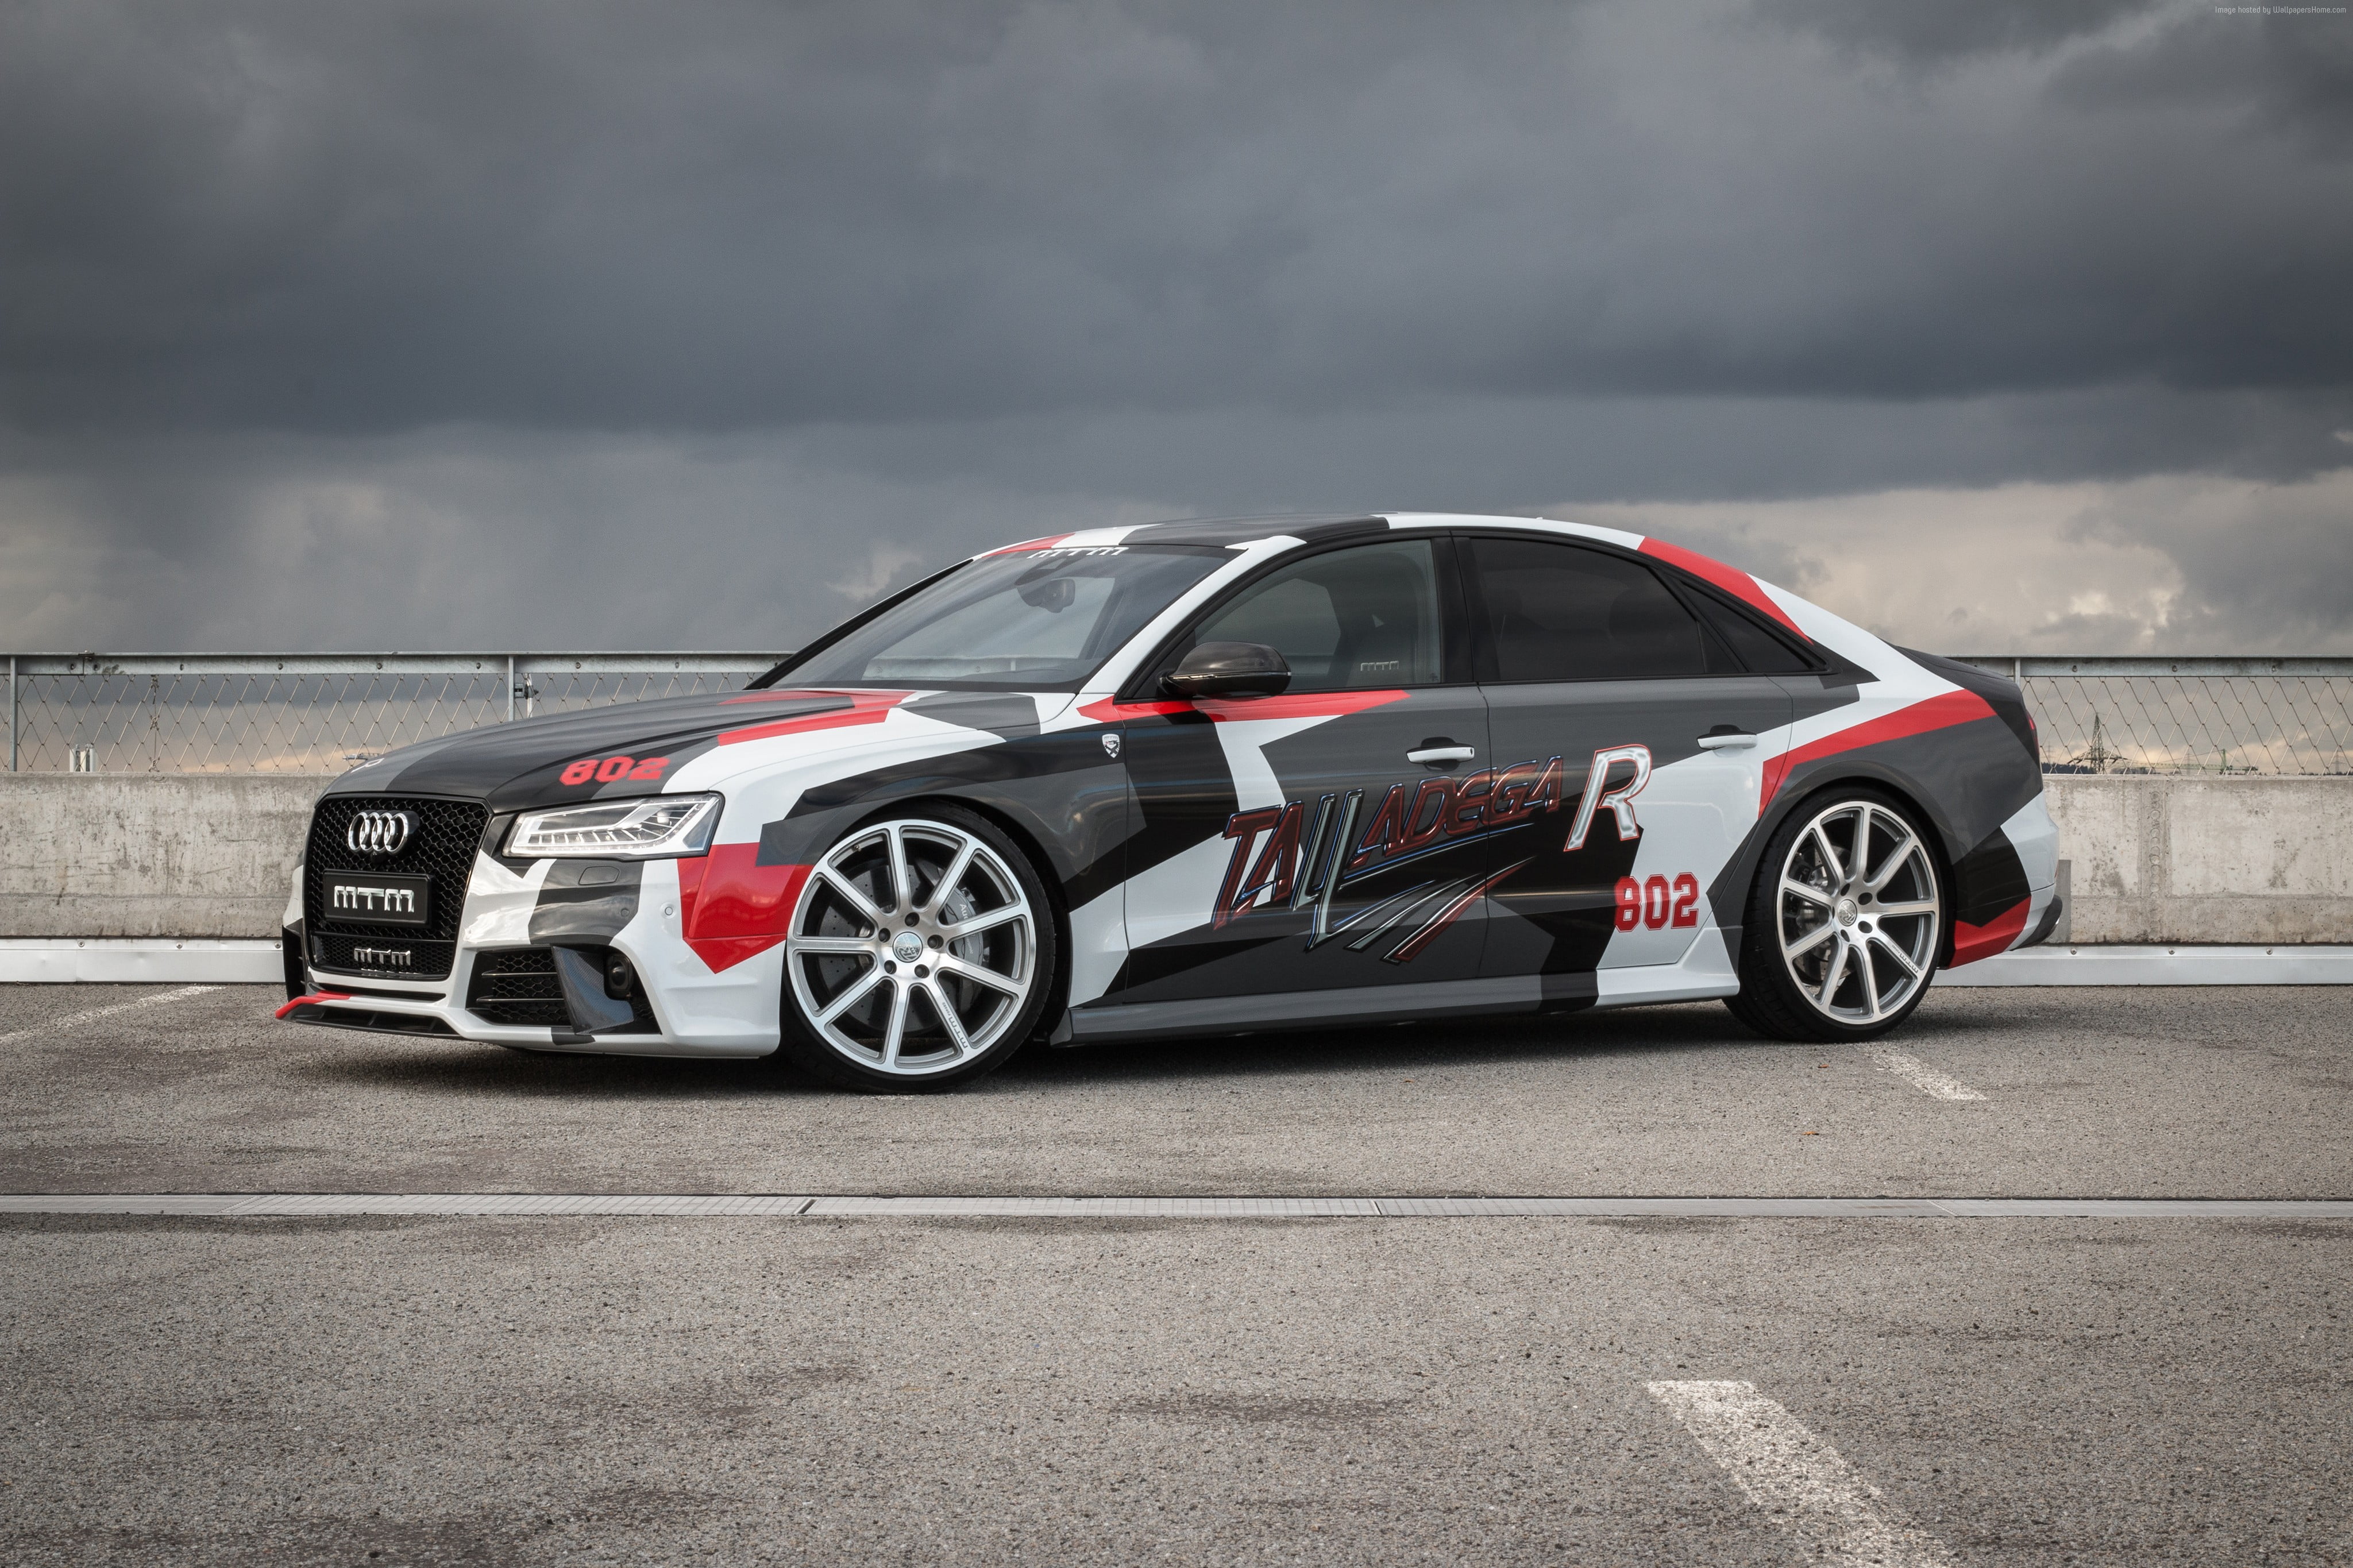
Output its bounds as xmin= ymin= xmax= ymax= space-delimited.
xmin=1468 ymin=537 xmax=1708 ymax=682
xmin=1192 ymin=539 xmax=1444 ymax=691
xmin=1683 ymin=585 xmax=1819 ymax=674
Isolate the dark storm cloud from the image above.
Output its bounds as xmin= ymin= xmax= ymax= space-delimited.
xmin=1756 ymin=0 xmax=2165 ymax=64
xmin=2053 ymin=5 xmax=2353 ymax=156
xmin=3 ymin=0 xmax=2351 ymax=658
xmin=7 ymin=393 xmax=2348 ymax=655
xmin=2 ymin=0 xmax=2348 ymax=437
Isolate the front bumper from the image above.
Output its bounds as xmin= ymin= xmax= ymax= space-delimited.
xmin=280 ymin=854 xmax=781 ymax=1059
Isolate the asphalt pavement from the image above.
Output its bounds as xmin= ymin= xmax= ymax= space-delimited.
xmin=0 ymin=983 xmax=2346 ymax=1198
xmin=1 ymin=983 xmax=2347 ymax=1565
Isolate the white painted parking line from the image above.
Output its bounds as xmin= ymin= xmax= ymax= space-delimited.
xmin=1870 ymin=1048 xmax=1986 ymax=1101
xmin=1 ymin=1194 xmax=2347 ymax=1219
xmin=0 ymin=985 xmax=221 ymax=1048
xmin=1647 ymin=1380 xmax=1954 ymax=1567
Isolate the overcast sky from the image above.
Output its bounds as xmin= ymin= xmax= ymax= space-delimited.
xmin=3 ymin=0 xmax=2348 ymax=654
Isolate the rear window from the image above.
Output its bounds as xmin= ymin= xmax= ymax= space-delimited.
xmin=1679 ymin=584 xmax=1819 ymax=674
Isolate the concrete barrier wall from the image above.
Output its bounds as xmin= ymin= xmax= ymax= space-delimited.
xmin=2043 ymin=776 xmax=2352 ymax=944
xmin=0 ymin=775 xmax=327 ymax=939
xmin=2 ymin=771 xmax=2348 ymax=943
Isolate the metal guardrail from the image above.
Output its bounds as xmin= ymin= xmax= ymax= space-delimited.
xmin=1955 ymin=656 xmax=2353 ymax=776
xmin=3 ymin=654 xmax=786 ymax=775
xmin=2 ymin=652 xmax=2348 ymax=776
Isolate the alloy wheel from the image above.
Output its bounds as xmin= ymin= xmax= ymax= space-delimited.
xmin=785 ymin=818 xmax=1038 ymax=1076
xmin=1775 ymin=798 xmax=1941 ymax=1028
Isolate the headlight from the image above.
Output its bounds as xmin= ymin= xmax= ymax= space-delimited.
xmin=506 ymin=794 xmax=722 ymax=859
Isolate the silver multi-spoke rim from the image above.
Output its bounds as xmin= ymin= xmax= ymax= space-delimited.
xmin=785 ymin=818 xmax=1036 ymax=1076
xmin=1776 ymin=800 xmax=1940 ymax=1028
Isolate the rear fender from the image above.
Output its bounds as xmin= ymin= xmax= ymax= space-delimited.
xmin=1708 ymin=766 xmax=1963 ymax=968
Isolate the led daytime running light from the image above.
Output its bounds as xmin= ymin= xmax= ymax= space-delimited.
xmin=507 ymin=794 xmax=722 ymax=859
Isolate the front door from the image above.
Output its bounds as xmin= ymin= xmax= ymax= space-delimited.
xmin=1461 ymin=533 xmax=1792 ymax=998
xmin=1107 ymin=535 xmax=1497 ymax=1008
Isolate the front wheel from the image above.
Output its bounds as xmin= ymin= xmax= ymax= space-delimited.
xmin=774 ymin=805 xmax=1058 ymax=1091
xmin=1726 ymin=789 xmax=1943 ymax=1042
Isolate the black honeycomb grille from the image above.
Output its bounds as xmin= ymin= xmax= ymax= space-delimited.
xmin=467 ymin=947 xmax=570 ymax=1028
xmin=464 ymin=945 xmax=659 ymax=1033
xmin=306 ymin=797 xmax=489 ymax=961
xmin=310 ymin=932 xmax=457 ymax=982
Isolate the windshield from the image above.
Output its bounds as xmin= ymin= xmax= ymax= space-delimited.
xmin=782 ymin=545 xmax=1228 ymax=690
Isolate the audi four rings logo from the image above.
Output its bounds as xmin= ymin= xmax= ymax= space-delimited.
xmin=346 ymin=810 xmax=418 ymax=856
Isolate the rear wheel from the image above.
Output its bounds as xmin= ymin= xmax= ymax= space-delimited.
xmin=774 ymin=805 xmax=1056 ymax=1091
xmin=1726 ymin=789 xmax=1943 ymax=1042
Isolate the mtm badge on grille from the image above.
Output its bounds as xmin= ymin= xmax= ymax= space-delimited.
xmin=323 ymin=871 xmax=433 ymax=928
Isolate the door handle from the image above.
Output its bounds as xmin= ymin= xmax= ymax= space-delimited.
xmin=1406 ymin=744 xmax=1477 ymax=768
xmin=1696 ymin=732 xmax=1757 ymax=750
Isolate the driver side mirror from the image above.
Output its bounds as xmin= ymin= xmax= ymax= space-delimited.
xmin=1162 ymin=641 xmax=1292 ymax=700
xmin=1017 ymin=576 xmax=1077 ymax=612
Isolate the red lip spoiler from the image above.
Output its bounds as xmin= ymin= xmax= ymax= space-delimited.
xmin=275 ymin=991 xmax=353 ymax=1019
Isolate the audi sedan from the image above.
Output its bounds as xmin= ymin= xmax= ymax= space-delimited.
xmin=278 ymin=513 xmax=2060 ymax=1090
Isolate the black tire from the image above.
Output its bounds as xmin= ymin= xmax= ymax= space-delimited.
xmin=1718 ymin=980 xmax=1776 ymax=1039
xmin=1724 ymin=786 xmax=1944 ymax=1044
xmin=773 ymin=802 xmax=1059 ymax=1092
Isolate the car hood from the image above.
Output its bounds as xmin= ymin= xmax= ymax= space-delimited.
xmin=320 ymin=687 xmax=1052 ymax=813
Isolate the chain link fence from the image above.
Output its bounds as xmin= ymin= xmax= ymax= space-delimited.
xmin=1955 ymin=658 xmax=2353 ymax=776
xmin=4 ymin=652 xmax=2349 ymax=776
xmin=2 ymin=655 xmax=784 ymax=774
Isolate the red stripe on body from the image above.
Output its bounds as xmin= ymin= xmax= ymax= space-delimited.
xmin=1638 ymin=538 xmax=1809 ymax=639
xmin=1077 ymin=689 xmax=1408 ymax=726
xmin=1758 ymin=689 xmax=1999 ymax=810
xmin=1201 ymin=689 xmax=1409 ymax=722
xmin=717 ymin=691 xmax=909 ymax=746
xmin=1949 ymin=897 xmax=2030 ymax=967
xmin=676 ymin=844 xmax=811 ymax=972
xmin=1077 ymin=697 xmax=1196 ymax=723
xmin=275 ymin=991 xmax=352 ymax=1019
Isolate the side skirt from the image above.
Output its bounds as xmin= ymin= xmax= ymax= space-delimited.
xmin=1592 ymin=925 xmax=1743 ymax=1010
xmin=1058 ymin=972 xmax=1596 ymax=1046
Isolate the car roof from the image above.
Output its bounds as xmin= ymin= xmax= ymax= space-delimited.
xmin=973 ymin=512 xmax=1838 ymax=654
xmin=982 ymin=512 xmax=1638 ymax=553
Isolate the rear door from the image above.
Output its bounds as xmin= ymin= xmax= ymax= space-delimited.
xmin=1109 ymin=534 xmax=1497 ymax=1006
xmin=1463 ymin=532 xmax=1791 ymax=997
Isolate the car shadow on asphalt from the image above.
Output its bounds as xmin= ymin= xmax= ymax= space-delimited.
xmin=283 ymin=998 xmax=1837 ymax=1099
xmin=285 ymin=1041 xmax=791 ymax=1100
xmin=994 ymin=1003 xmax=1764 ymax=1090
xmin=282 ymin=989 xmax=2045 ymax=1100
xmin=1006 ymin=987 xmax=2056 ymax=1086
